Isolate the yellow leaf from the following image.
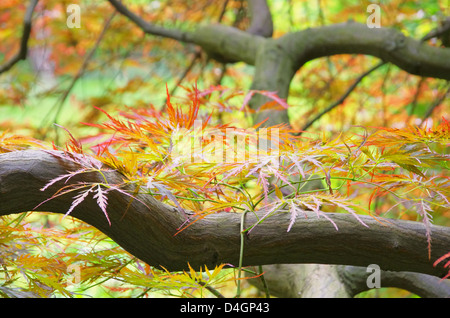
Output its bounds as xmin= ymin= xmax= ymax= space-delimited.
xmin=274 ymin=184 xmax=283 ymax=200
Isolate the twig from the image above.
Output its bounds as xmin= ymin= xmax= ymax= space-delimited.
xmin=161 ymin=0 xmax=229 ymax=111
xmin=198 ymin=281 xmax=225 ymax=298
xmin=421 ymin=17 xmax=450 ymax=42
xmin=0 ymin=0 xmax=39 ymax=75
xmin=422 ymin=84 xmax=450 ymax=122
xmin=39 ymin=12 xmax=116 ymax=138
xmin=300 ymin=61 xmax=386 ymax=132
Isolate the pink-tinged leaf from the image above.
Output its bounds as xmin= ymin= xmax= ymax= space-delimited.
xmin=54 ymin=124 xmax=83 ymax=153
xmin=40 ymin=168 xmax=89 ymax=191
xmin=317 ymin=212 xmax=339 ymax=231
xmin=302 ymin=155 xmax=325 ymax=172
xmin=247 ymin=201 xmax=283 ymax=234
xmin=295 ymin=196 xmax=339 ymax=231
xmin=286 ymin=155 xmax=306 ymax=179
xmin=44 ymin=149 xmax=104 ymax=170
xmin=65 ymin=187 xmax=93 ymax=218
xmin=309 ymin=196 xmax=324 ymax=215
xmin=109 ymin=186 xmax=152 ymax=213
xmin=433 ymin=251 xmax=450 ymax=268
xmin=93 ymin=185 xmax=111 ymax=226
xmin=240 ymin=90 xmax=289 ymax=111
xmin=34 ymin=184 xmax=87 ymax=211
xmin=287 ymin=201 xmax=307 ymax=232
xmin=146 ymin=178 xmax=186 ymax=218
xmin=258 ymin=171 xmax=270 ymax=202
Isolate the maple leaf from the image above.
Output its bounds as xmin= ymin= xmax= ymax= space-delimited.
xmin=93 ymin=184 xmax=111 ymax=226
xmin=0 ymin=130 xmax=45 ymax=153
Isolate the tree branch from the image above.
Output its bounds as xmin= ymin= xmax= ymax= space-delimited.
xmin=338 ymin=265 xmax=450 ymax=297
xmin=300 ymin=61 xmax=386 ymax=132
xmin=0 ymin=150 xmax=449 ymax=278
xmin=279 ymin=21 xmax=450 ymax=80
xmin=107 ymin=0 xmax=193 ymax=43
xmin=0 ymin=0 xmax=39 ymax=75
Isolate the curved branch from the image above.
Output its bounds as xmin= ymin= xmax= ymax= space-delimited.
xmin=338 ymin=265 xmax=450 ymax=297
xmin=107 ymin=0 xmax=193 ymax=43
xmin=0 ymin=0 xmax=39 ymax=74
xmin=279 ymin=21 xmax=450 ymax=80
xmin=0 ymin=150 xmax=449 ymax=278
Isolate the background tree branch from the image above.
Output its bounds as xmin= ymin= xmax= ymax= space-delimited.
xmin=107 ymin=0 xmax=193 ymax=43
xmin=0 ymin=0 xmax=38 ymax=74
xmin=246 ymin=0 xmax=273 ymax=37
xmin=337 ymin=265 xmax=450 ymax=298
xmin=106 ymin=1 xmax=450 ymax=129
xmin=279 ymin=22 xmax=450 ymax=80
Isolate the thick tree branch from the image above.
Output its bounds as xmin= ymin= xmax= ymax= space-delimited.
xmin=246 ymin=0 xmax=273 ymax=37
xmin=0 ymin=0 xmax=38 ymax=74
xmin=279 ymin=21 xmax=450 ymax=80
xmin=0 ymin=150 xmax=449 ymax=278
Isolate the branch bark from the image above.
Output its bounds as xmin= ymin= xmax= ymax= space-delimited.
xmin=106 ymin=1 xmax=450 ymax=127
xmin=0 ymin=150 xmax=449 ymax=278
